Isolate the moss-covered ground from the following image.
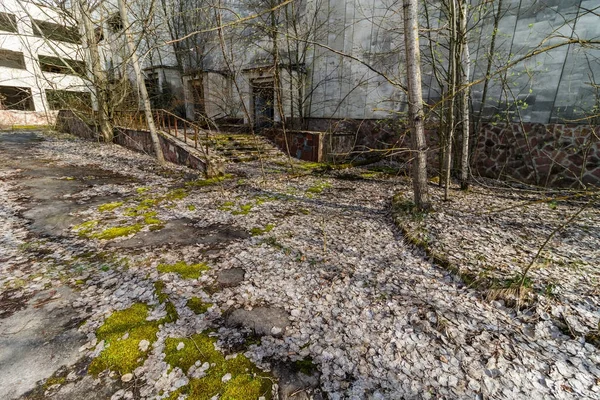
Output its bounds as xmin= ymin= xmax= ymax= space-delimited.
xmin=88 ymin=303 xmax=159 ymax=376
xmin=165 ymin=332 xmax=272 ymax=400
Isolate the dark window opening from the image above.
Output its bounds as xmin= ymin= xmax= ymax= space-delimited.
xmin=107 ymin=13 xmax=123 ymax=33
xmin=45 ymin=89 xmax=92 ymax=111
xmin=0 ymin=49 xmax=26 ymax=69
xmin=32 ymin=20 xmax=80 ymax=44
xmin=0 ymin=86 xmax=34 ymax=111
xmin=39 ymin=55 xmax=86 ymax=76
xmin=0 ymin=12 xmax=17 ymax=33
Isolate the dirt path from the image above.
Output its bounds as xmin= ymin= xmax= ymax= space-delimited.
xmin=1 ymin=131 xmax=599 ymax=399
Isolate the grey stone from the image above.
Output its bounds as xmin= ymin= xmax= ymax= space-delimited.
xmin=217 ymin=267 xmax=246 ymax=287
xmin=225 ymin=307 xmax=290 ymax=337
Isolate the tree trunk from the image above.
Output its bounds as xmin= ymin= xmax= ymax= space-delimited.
xmin=117 ymin=0 xmax=165 ymax=165
xmin=459 ymin=1 xmax=471 ymax=190
xmin=79 ymin=1 xmax=112 ymax=142
xmin=403 ymin=0 xmax=429 ymax=209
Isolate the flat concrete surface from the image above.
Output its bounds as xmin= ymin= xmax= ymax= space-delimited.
xmin=0 ymin=286 xmax=86 ymax=400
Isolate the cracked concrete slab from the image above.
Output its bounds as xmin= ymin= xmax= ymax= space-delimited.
xmin=0 ymin=286 xmax=85 ymax=400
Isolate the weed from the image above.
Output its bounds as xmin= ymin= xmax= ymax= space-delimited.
xmin=187 ymin=204 xmax=196 ymax=211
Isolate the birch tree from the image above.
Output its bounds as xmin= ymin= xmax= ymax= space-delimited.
xmin=403 ymin=0 xmax=429 ymax=209
xmin=117 ymin=0 xmax=165 ymax=164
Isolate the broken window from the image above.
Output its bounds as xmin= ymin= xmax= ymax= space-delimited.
xmin=45 ymin=89 xmax=92 ymax=111
xmin=0 ymin=86 xmax=34 ymax=111
xmin=32 ymin=20 xmax=81 ymax=44
xmin=39 ymin=55 xmax=86 ymax=76
xmin=0 ymin=12 xmax=18 ymax=33
xmin=0 ymin=49 xmax=26 ymax=69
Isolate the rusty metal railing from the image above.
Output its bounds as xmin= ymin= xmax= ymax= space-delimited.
xmin=113 ymin=109 xmax=211 ymax=157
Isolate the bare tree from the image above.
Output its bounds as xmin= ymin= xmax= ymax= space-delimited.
xmin=117 ymin=0 xmax=165 ymax=164
xmin=403 ymin=0 xmax=429 ymax=209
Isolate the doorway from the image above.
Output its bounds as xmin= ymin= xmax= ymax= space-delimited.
xmin=252 ymin=80 xmax=274 ymax=129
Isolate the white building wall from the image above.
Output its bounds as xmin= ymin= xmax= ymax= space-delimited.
xmin=0 ymin=0 xmax=91 ymax=115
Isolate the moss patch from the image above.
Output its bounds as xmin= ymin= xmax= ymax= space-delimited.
xmin=165 ymin=332 xmax=272 ymax=400
xmin=231 ymin=203 xmax=253 ymax=215
xmin=72 ymin=220 xmax=99 ymax=237
xmin=306 ymin=181 xmax=332 ymax=195
xmin=186 ymin=297 xmax=212 ymax=314
xmin=157 ymin=261 xmax=209 ymax=279
xmin=250 ymin=224 xmax=275 ymax=236
xmin=185 ymin=174 xmax=233 ymax=188
xmin=92 ymin=224 xmax=143 ymax=240
xmin=154 ymin=281 xmax=179 ymax=323
xmin=88 ymin=303 xmax=159 ymax=376
xmin=98 ymin=202 xmax=124 ymax=212
xmin=187 ymin=204 xmax=196 ymax=211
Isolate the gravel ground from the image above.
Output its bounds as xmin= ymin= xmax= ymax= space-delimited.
xmin=1 ymin=131 xmax=599 ymax=399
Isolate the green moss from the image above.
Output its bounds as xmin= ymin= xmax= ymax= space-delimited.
xmin=143 ymin=211 xmax=161 ymax=225
xmin=157 ymin=261 xmax=209 ymax=279
xmin=187 ymin=204 xmax=196 ymax=211
xmin=88 ymin=303 xmax=159 ymax=376
xmin=92 ymin=224 xmax=143 ymax=240
xmin=187 ymin=297 xmax=212 ymax=314
xmin=294 ymin=357 xmax=317 ymax=375
xmin=250 ymin=224 xmax=275 ymax=236
xmin=164 ymin=188 xmax=188 ymax=201
xmin=72 ymin=220 xmax=99 ymax=237
xmin=136 ymin=187 xmax=149 ymax=194
xmin=306 ymin=181 xmax=332 ymax=194
xmin=98 ymin=202 xmax=124 ymax=212
xmin=165 ymin=333 xmax=272 ymax=400
xmin=219 ymin=201 xmax=236 ymax=211
xmin=44 ymin=375 xmax=66 ymax=389
xmin=185 ymin=174 xmax=233 ymax=188
xmin=153 ymin=281 xmax=179 ymax=323
xmin=231 ymin=203 xmax=253 ymax=215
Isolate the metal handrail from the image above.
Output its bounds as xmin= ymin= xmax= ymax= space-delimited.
xmin=113 ymin=109 xmax=210 ymax=157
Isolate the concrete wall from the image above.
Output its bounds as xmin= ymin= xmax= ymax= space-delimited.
xmin=114 ymin=127 xmax=207 ymax=172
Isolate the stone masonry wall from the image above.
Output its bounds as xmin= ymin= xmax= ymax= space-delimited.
xmin=473 ymin=123 xmax=600 ymax=188
xmin=302 ymin=118 xmax=599 ymax=188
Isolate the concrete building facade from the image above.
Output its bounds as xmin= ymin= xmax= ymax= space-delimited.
xmin=183 ymin=0 xmax=600 ymax=127
xmin=0 ymin=0 xmax=91 ymax=127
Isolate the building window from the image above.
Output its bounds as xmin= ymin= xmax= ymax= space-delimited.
xmin=39 ymin=55 xmax=86 ymax=76
xmin=0 ymin=86 xmax=34 ymax=111
xmin=32 ymin=20 xmax=81 ymax=44
xmin=0 ymin=12 xmax=17 ymax=33
xmin=45 ymin=89 xmax=92 ymax=111
xmin=0 ymin=49 xmax=26 ymax=69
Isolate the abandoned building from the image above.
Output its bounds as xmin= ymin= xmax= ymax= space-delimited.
xmin=0 ymin=0 xmax=92 ymax=126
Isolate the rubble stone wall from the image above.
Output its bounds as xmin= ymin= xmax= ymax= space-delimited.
xmin=473 ymin=123 xmax=600 ymax=188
